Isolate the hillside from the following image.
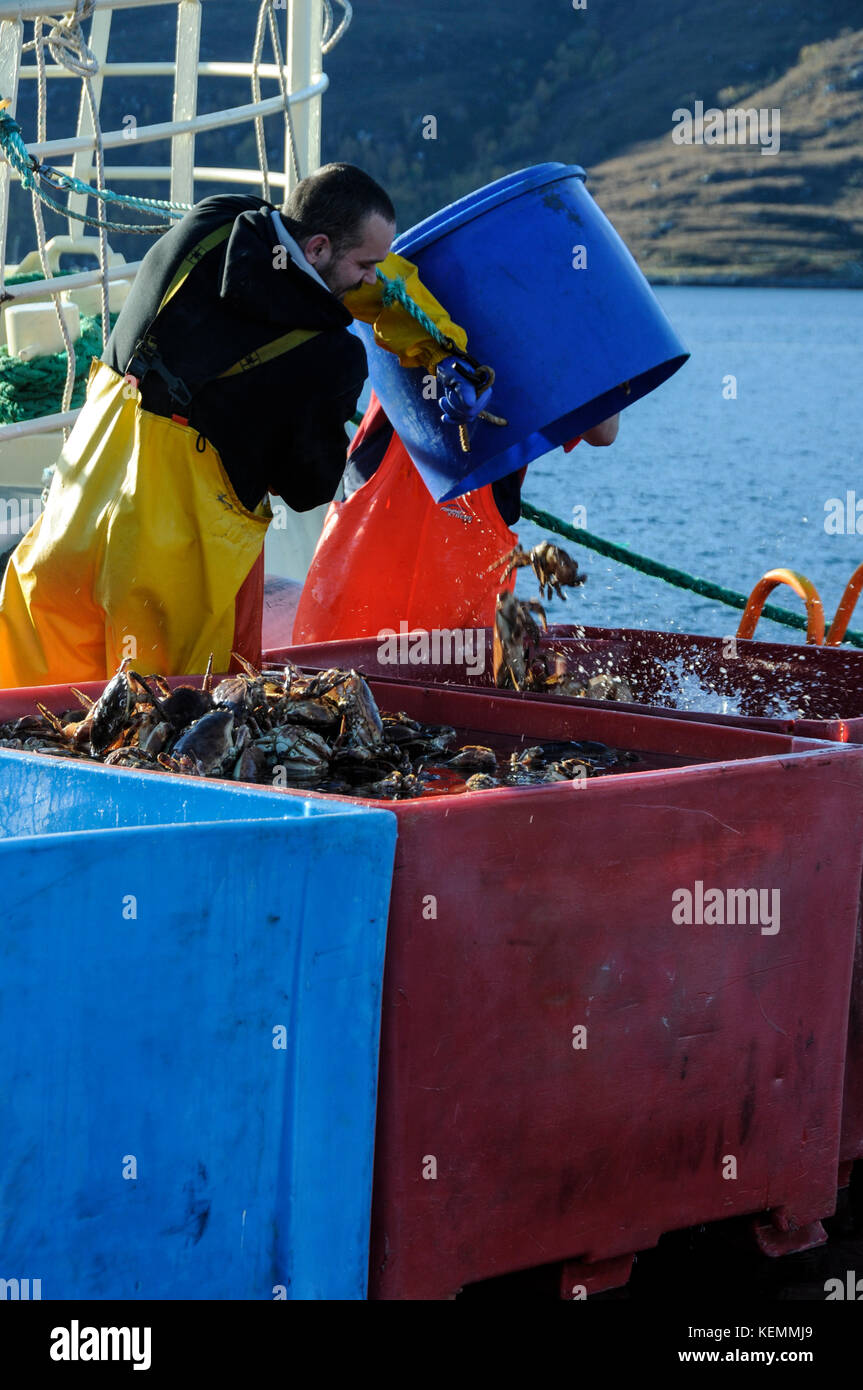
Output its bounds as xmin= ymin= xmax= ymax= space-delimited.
xmin=588 ymin=30 xmax=863 ymax=285
xmin=0 ymin=0 xmax=860 ymax=284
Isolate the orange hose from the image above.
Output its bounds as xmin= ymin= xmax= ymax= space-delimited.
xmin=826 ymin=563 xmax=863 ymax=646
xmin=737 ymin=568 xmax=825 ymax=644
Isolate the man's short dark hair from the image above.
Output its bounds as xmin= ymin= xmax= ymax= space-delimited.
xmin=280 ymin=164 xmax=395 ymax=257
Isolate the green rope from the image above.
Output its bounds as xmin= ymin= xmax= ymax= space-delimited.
xmin=0 ymin=310 xmax=117 ymax=422
xmin=376 ymin=269 xmax=457 ymax=352
xmin=521 ymin=500 xmax=863 ymax=650
xmin=0 ymin=107 xmax=184 ymax=234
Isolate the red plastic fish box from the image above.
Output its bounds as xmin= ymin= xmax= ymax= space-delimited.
xmin=3 ymin=675 xmax=863 ymax=1300
xmin=267 ymin=624 xmax=863 ymax=742
xmin=270 ymin=626 xmax=863 ymax=1179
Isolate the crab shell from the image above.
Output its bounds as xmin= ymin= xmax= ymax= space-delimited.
xmin=253 ymin=727 xmax=332 ymax=779
xmin=89 ymin=658 xmax=136 ymax=755
xmin=172 ymin=709 xmax=247 ymax=776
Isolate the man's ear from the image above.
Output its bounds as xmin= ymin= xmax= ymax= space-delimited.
xmin=302 ymin=233 xmax=331 ymax=264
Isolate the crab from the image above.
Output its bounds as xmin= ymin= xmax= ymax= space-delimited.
xmin=252 ymin=726 xmax=332 ymax=781
xmin=287 ymin=666 xmax=350 ymax=701
xmin=509 ymin=745 xmax=550 ymax=771
xmin=133 ymin=654 xmax=214 ymax=724
xmin=85 ymin=659 xmax=185 ymax=755
xmin=157 ymin=751 xmax=206 ymax=778
xmin=103 ymin=747 xmax=160 ymax=770
xmin=172 ymin=708 xmax=250 ymax=777
xmin=270 ymin=694 xmax=341 ymax=736
xmin=447 ymin=745 xmax=498 ymax=772
xmin=544 ymin=671 xmax=635 ymax=703
xmin=147 ymin=681 xmax=215 ymax=727
xmin=493 ymin=590 xmax=548 ymax=690
xmin=33 ymin=704 xmax=79 ymax=745
xmin=359 ymin=770 xmax=425 ymax=800
xmin=330 ymin=671 xmax=388 ymax=760
xmin=232 ymin=744 xmax=269 ymax=784
xmin=382 ymin=715 xmax=457 ymax=760
xmin=491 ymin=540 xmax=586 ymax=600
xmin=464 ymin=773 xmax=501 ymax=792
xmin=211 ymin=652 xmax=268 ymax=719
xmin=88 ymin=658 xmax=139 ymax=755
xmin=136 ymin=717 xmax=174 ymax=758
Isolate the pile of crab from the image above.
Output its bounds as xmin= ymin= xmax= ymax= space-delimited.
xmin=0 ymin=653 xmax=638 ymax=799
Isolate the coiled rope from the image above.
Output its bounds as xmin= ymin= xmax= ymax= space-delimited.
xmin=0 ymin=298 xmax=116 ymax=422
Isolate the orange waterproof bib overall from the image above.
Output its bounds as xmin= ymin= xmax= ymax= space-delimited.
xmin=292 ymin=394 xmax=518 ymax=643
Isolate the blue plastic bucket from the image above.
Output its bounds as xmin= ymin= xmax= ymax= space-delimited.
xmin=0 ymin=756 xmax=396 ymax=1299
xmin=357 ymin=163 xmax=689 ymax=502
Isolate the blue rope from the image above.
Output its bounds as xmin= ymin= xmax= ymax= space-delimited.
xmin=0 ymin=105 xmax=188 ymax=234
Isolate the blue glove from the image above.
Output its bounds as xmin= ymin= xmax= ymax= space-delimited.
xmin=435 ymin=355 xmax=493 ymax=426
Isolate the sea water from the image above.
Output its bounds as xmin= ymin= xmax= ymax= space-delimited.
xmin=519 ymin=287 xmax=863 ymax=647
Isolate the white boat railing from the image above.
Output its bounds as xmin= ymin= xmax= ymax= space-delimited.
xmin=8 ymin=258 xmax=139 ymax=302
xmin=0 ymin=0 xmax=338 ymax=444
xmin=19 ymin=80 xmax=327 ymax=161
xmin=0 ymin=0 xmax=185 ymax=16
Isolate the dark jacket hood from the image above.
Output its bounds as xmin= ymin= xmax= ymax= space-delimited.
xmin=219 ymin=204 xmax=355 ymax=332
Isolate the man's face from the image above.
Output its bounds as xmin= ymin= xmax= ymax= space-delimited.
xmin=305 ymin=213 xmax=395 ymax=298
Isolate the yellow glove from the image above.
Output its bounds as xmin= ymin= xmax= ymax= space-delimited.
xmin=344 ymin=252 xmax=468 ymax=371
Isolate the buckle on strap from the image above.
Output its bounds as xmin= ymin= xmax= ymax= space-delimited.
xmin=125 ymin=335 xmax=192 ymax=411
xmin=125 ymin=333 xmax=158 ymax=382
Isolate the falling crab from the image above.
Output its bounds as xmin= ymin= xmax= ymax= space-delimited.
xmin=491 ymin=539 xmax=586 ymax=600
xmin=493 ymin=590 xmax=548 ymax=691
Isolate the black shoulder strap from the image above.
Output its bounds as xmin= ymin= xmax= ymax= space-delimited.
xmin=125 ymin=222 xmax=320 ymax=419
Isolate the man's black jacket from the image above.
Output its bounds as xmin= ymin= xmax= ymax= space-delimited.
xmin=105 ymin=193 xmax=367 ymax=512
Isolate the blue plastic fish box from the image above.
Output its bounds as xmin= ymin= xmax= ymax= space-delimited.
xmin=0 ymin=756 xmax=396 ymax=1300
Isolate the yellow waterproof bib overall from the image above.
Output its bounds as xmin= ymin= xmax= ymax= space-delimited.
xmin=0 ymin=224 xmax=317 ymax=687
